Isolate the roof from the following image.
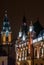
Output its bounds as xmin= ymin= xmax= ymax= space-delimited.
xmin=2 ymin=11 xmax=11 ymax=32
xmin=33 ymin=19 xmax=43 ymax=37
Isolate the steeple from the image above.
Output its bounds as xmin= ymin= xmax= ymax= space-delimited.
xmin=16 ymin=16 xmax=28 ymax=44
xmin=22 ymin=16 xmax=28 ymax=36
xmin=28 ymin=20 xmax=36 ymax=39
xmin=2 ymin=10 xmax=11 ymax=32
xmin=4 ymin=10 xmax=8 ymax=21
xmin=28 ymin=21 xmax=34 ymax=59
xmin=22 ymin=32 xmax=26 ymax=41
xmin=1 ymin=10 xmax=12 ymax=45
xmin=22 ymin=16 xmax=26 ymax=23
xmin=29 ymin=21 xmax=33 ymax=32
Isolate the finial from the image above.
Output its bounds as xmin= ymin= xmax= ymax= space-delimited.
xmin=18 ymin=27 xmax=22 ymax=38
xmin=29 ymin=21 xmax=33 ymax=32
xmin=23 ymin=16 xmax=26 ymax=23
xmin=30 ymin=20 xmax=33 ymax=26
xmin=5 ymin=10 xmax=7 ymax=17
xmin=22 ymin=32 xmax=26 ymax=41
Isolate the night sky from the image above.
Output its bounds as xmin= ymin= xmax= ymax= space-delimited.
xmin=0 ymin=0 xmax=44 ymax=41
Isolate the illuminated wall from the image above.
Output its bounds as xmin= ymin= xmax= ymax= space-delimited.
xmin=0 ymin=56 xmax=8 ymax=65
xmin=8 ymin=33 xmax=11 ymax=43
xmin=1 ymin=32 xmax=12 ymax=45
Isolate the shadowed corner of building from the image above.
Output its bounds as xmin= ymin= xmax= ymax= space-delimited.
xmin=8 ymin=57 xmax=15 ymax=65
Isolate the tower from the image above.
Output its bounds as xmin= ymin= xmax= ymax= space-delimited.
xmin=1 ymin=11 xmax=12 ymax=45
xmin=25 ymin=21 xmax=35 ymax=65
xmin=1 ymin=10 xmax=12 ymax=62
xmin=22 ymin=16 xmax=28 ymax=35
xmin=28 ymin=21 xmax=35 ymax=59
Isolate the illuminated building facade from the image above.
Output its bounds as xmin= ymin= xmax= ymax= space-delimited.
xmin=0 ymin=11 xmax=44 ymax=65
xmin=15 ymin=16 xmax=44 ymax=65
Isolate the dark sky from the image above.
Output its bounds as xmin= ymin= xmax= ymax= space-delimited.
xmin=0 ymin=0 xmax=44 ymax=40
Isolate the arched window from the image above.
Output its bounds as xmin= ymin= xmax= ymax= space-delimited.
xmin=40 ymin=47 xmax=44 ymax=58
xmin=34 ymin=48 xmax=37 ymax=58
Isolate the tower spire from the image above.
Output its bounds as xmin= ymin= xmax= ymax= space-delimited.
xmin=1 ymin=11 xmax=12 ymax=45
xmin=29 ymin=20 xmax=33 ymax=32
xmin=4 ymin=10 xmax=8 ymax=22
xmin=5 ymin=10 xmax=7 ymax=17
xmin=30 ymin=20 xmax=33 ymax=26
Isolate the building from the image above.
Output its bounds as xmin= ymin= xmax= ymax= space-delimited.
xmin=15 ymin=16 xmax=44 ymax=65
xmin=0 ymin=11 xmax=44 ymax=65
xmin=0 ymin=11 xmax=12 ymax=65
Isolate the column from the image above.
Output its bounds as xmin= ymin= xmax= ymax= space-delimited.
xmin=34 ymin=48 xmax=37 ymax=58
xmin=37 ymin=46 xmax=40 ymax=59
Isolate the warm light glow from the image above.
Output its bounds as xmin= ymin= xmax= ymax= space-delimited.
xmin=29 ymin=26 xmax=33 ymax=32
xmin=37 ymin=47 xmax=40 ymax=59
xmin=22 ymin=44 xmax=23 ymax=47
xmin=25 ymin=57 xmax=27 ymax=60
xmin=24 ymin=42 xmax=26 ymax=46
xmin=41 ymin=48 xmax=43 ymax=57
xmin=8 ymin=33 xmax=11 ymax=42
xmin=16 ymin=53 xmax=18 ymax=60
xmin=2 ymin=34 xmax=6 ymax=43
xmin=21 ymin=48 xmax=22 ymax=51
xmin=28 ymin=49 xmax=30 ymax=54
xmin=19 ymin=58 xmax=21 ymax=61
xmin=19 ymin=44 xmax=21 ymax=47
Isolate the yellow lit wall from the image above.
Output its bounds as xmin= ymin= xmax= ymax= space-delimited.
xmin=2 ymin=33 xmax=6 ymax=45
xmin=8 ymin=33 xmax=11 ymax=42
xmin=3 ymin=34 xmax=6 ymax=42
